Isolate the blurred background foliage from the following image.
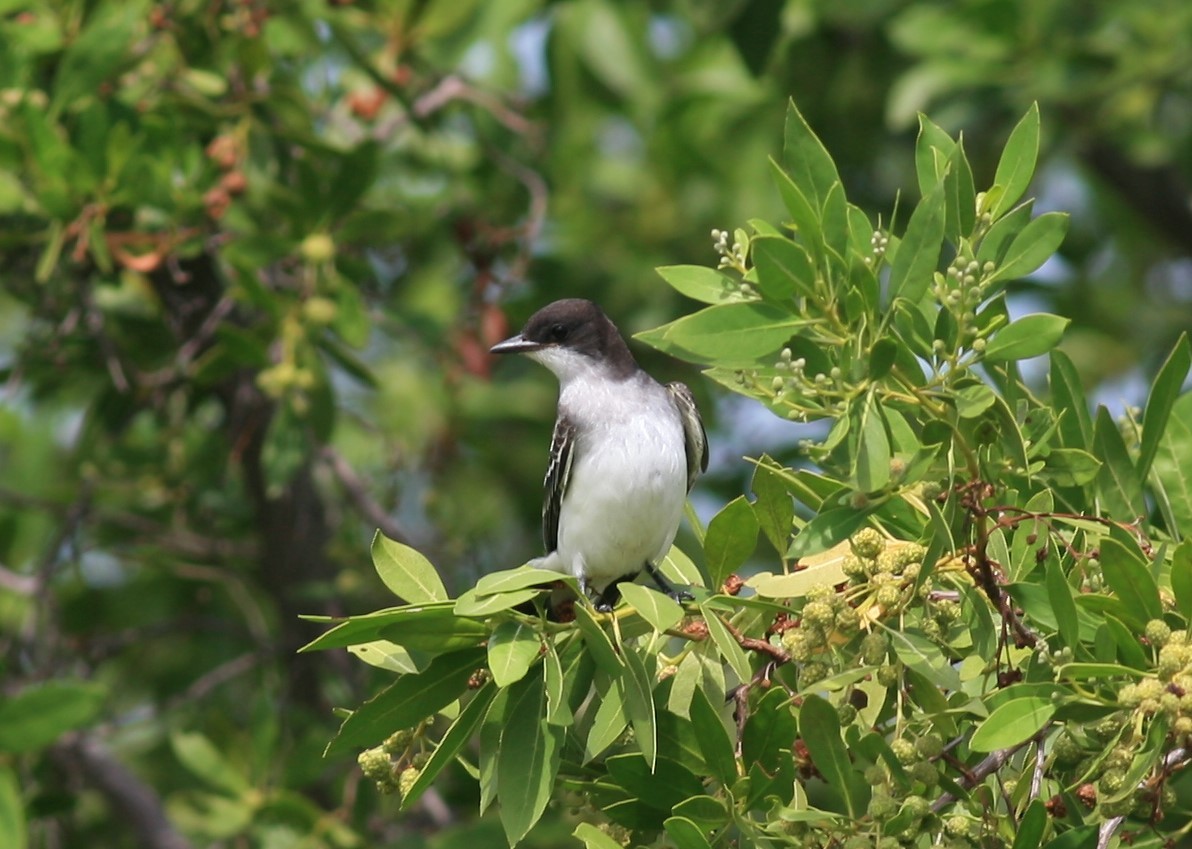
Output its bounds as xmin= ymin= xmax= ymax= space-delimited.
xmin=0 ymin=0 xmax=1189 ymax=846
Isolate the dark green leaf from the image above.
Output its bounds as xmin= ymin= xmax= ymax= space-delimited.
xmin=783 ymin=99 xmax=841 ymax=209
xmin=752 ymin=236 xmax=816 ymax=300
xmin=1049 ymin=351 xmax=1094 ymax=449
xmin=751 ymin=463 xmax=795 ymax=556
xmin=672 ymin=795 xmax=730 ymax=831
xmin=498 ymin=670 xmax=561 ymax=846
xmin=0 ymin=680 xmax=106 ymax=753
xmin=605 ymin=754 xmax=705 ymax=812
xmin=1093 ymin=406 xmax=1146 ymax=521
xmin=1099 ymin=537 xmax=1162 ymax=627
xmin=299 ymin=602 xmax=457 ymax=652
xmin=854 ymin=392 xmax=891 ymax=493
xmin=573 ymin=604 xmax=624 ymax=676
xmin=622 ymin=648 xmax=657 ymax=770
xmin=400 ymin=682 xmax=498 ymax=810
xmin=703 ymin=495 xmax=759 ymax=588
xmin=800 ymin=694 xmax=867 ymax=818
xmin=325 ymin=648 xmax=485 ymax=757
xmin=1045 ymin=559 xmax=1079 ymax=649
xmin=371 ymin=532 xmax=448 ymax=604
xmin=788 ymin=506 xmax=870 ymax=559
xmin=689 ymin=687 xmax=737 ymax=787
xmin=954 ymin=384 xmax=996 ymax=419
xmin=1172 ymin=540 xmax=1192 ymax=621
xmin=1012 ymin=800 xmax=1048 ymax=849
xmin=886 ymin=180 xmax=945 ymax=305
xmin=1138 ymin=333 xmax=1191 ymax=479
xmin=991 ymin=102 xmax=1040 ymax=218
xmin=868 ymin=338 xmax=898 ymax=380
xmin=663 ymin=816 xmax=714 ymax=849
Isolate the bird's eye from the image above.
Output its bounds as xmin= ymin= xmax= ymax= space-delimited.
xmin=548 ymin=323 xmax=568 ymax=342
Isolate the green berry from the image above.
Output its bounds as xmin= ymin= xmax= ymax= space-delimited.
xmin=1145 ymin=619 xmax=1172 ymax=646
xmin=890 ymin=738 xmax=917 ymax=765
xmin=851 ymin=528 xmax=884 ymax=559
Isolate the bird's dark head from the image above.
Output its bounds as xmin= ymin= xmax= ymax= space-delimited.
xmin=490 ymin=299 xmax=637 ymax=381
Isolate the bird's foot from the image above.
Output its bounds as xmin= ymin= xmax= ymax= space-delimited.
xmin=643 ymin=560 xmax=692 ymax=603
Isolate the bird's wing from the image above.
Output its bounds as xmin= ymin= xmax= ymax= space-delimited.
xmin=667 ymin=382 xmax=708 ymax=493
xmin=542 ymin=414 xmax=578 ymax=553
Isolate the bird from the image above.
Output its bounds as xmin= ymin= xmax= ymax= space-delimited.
xmin=490 ymin=298 xmax=708 ymax=610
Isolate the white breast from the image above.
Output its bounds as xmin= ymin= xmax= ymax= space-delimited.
xmin=553 ymin=373 xmax=688 ymax=589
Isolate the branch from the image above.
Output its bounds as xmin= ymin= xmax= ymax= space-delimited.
xmin=319 ymin=446 xmax=414 ymax=545
xmin=52 ymin=734 xmax=193 ymax=849
xmin=932 ymin=742 xmax=1030 ymax=812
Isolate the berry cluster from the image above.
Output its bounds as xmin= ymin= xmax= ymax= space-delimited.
xmin=356 ymin=728 xmax=425 ymax=798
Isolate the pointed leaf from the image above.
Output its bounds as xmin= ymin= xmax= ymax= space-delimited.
xmin=1045 ymin=559 xmax=1079 ymax=649
xmin=487 ymin=621 xmax=541 ymax=687
xmin=983 ymin=313 xmax=1069 ymax=362
xmin=371 ymin=532 xmax=447 ymax=603
xmin=655 ymin=265 xmax=742 ymax=305
xmin=1138 ymin=333 xmax=1191 ymax=480
xmin=1049 ymin=350 xmax=1094 ymax=448
xmin=1152 ymin=393 xmax=1192 ymax=535
xmin=970 ymin=696 xmax=1055 ymax=752
xmin=752 ymin=236 xmax=816 ymax=300
xmin=689 ymin=687 xmax=737 ymax=787
xmin=498 ymin=670 xmax=561 ymax=846
xmin=699 ymin=606 xmax=752 ymax=683
xmin=800 ymin=694 xmax=867 ymax=818
xmin=991 ymin=103 xmax=1040 ymax=218
xmin=887 ymin=180 xmax=945 ymax=304
xmin=636 ymin=301 xmax=809 ymax=365
xmin=473 ymin=566 xmax=572 ymax=596
xmin=325 ymin=647 xmax=485 ymax=757
xmin=782 ymin=99 xmax=841 ymax=210
xmin=987 ymin=212 xmax=1068 ymax=283
xmin=1099 ymin=537 xmax=1162 ymax=627
xmin=619 ymin=583 xmax=684 ymax=633
xmin=854 ymin=392 xmax=891 ymax=493
xmin=622 ymin=649 xmax=657 ymax=770
xmin=1093 ymin=406 xmax=1146 ymax=521
xmin=703 ymin=495 xmax=759 ymax=588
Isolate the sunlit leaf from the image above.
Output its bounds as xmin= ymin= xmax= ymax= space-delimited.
xmin=371 ymin=531 xmax=448 ymax=604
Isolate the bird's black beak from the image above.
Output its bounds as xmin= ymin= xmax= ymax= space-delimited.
xmin=490 ymin=333 xmax=542 ymax=355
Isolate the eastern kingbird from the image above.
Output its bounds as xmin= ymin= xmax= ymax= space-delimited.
xmin=491 ymin=299 xmax=708 ymax=610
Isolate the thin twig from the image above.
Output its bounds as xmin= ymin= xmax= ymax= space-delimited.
xmin=319 ymin=446 xmax=413 ymax=544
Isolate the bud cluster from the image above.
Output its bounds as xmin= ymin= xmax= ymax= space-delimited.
xmin=842 ymin=530 xmax=927 ymax=614
xmin=931 ymin=254 xmax=998 ymax=357
xmin=779 ymin=584 xmax=859 ymax=680
xmin=356 ymin=727 xmax=428 ymax=797
xmin=711 ymin=227 xmax=750 ymax=276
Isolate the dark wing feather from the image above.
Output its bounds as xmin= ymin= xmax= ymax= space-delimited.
xmin=542 ymin=415 xmax=577 ymax=553
xmin=666 ymin=382 xmax=708 ymax=492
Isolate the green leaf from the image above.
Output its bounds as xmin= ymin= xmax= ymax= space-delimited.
xmin=472 ymin=566 xmax=571 ymax=596
xmin=987 ymin=212 xmax=1068 ymax=283
xmin=703 ymin=495 xmax=759 ymax=588
xmin=787 ymin=506 xmax=870 ymax=559
xmin=636 ymin=301 xmax=808 ymax=365
xmin=665 ymin=653 xmax=701 ymax=720
xmin=699 ymin=606 xmax=752 ymax=683
xmin=380 ymin=612 xmax=488 ymax=653
xmin=983 ymin=313 xmax=1070 ymax=362
xmin=543 ymin=640 xmax=572 ymax=727
xmin=800 ymin=694 xmax=867 ymax=818
xmin=1172 ymin=540 xmax=1192 ymax=621
xmin=752 ymin=236 xmax=816 ymax=300
xmin=1093 ymin=406 xmax=1146 ymax=521
xmin=453 ymin=587 xmax=541 ymax=617
xmin=605 ymin=753 xmax=706 ymax=812
xmin=672 ymin=795 xmax=730 ymax=831
xmin=914 ymin=114 xmax=956 ymax=199
xmin=371 ymin=532 xmax=448 ymax=603
xmin=299 ymin=602 xmax=457 ymax=651
xmin=770 ymin=158 xmax=824 ymax=258
xmin=1099 ymin=537 xmax=1162 ymax=627
xmin=1152 ymin=393 xmax=1192 ymax=535
xmin=573 ymin=604 xmax=625 ymax=676
xmin=655 ymin=265 xmax=741 ymax=305
xmin=487 ymin=621 xmax=541 ymax=687
xmin=1012 ymin=800 xmax=1048 ymax=849
xmin=478 ymin=688 xmax=505 ymax=814
xmin=1045 ymin=559 xmax=1079 ymax=649
xmin=0 ymin=768 xmax=24 ymax=849
xmin=741 ymin=688 xmax=797 ymax=806
xmin=171 ymin=731 xmax=250 ymax=795
xmin=854 ymin=392 xmax=891 ymax=493
xmin=1049 ymin=351 xmax=1094 ymax=448
xmin=954 ymin=384 xmax=996 ymax=419
xmin=497 ymin=670 xmax=561 ymax=846
xmin=782 ymin=99 xmax=841 ymax=210
xmin=1040 ymin=448 xmax=1101 ymax=487
xmin=991 ymin=102 xmax=1041 ymax=218
xmin=573 ymin=823 xmax=624 ymax=849
xmin=622 ymin=649 xmax=658 ymax=770
xmin=402 ymin=682 xmax=498 ymax=810
xmin=618 ymin=583 xmax=684 ymax=633
xmin=689 ymin=687 xmax=737 ymax=787
xmin=325 ymin=647 xmax=485 ymax=757
xmin=0 ymin=680 xmax=106 ymax=753
xmin=888 ymin=629 xmax=961 ymax=691
xmin=585 ymin=671 xmax=628 ymax=760
xmin=1138 ymin=333 xmax=1191 ymax=480
xmin=886 ymin=180 xmax=945 ymax=304
xmin=751 ymin=463 xmax=795 ymax=557
xmin=970 ymin=696 xmax=1055 ymax=752
xmin=664 ymin=816 xmax=714 ymax=849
